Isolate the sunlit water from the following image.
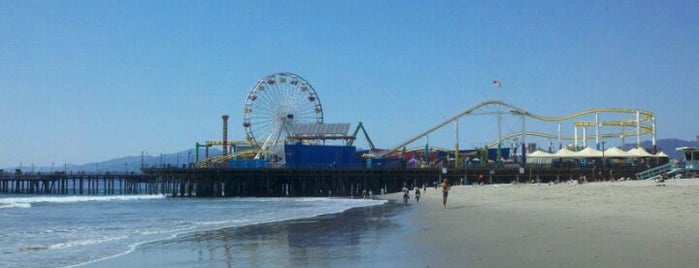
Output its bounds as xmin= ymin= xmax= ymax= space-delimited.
xmin=0 ymin=194 xmax=385 ymax=267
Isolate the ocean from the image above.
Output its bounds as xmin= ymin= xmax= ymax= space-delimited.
xmin=0 ymin=194 xmax=389 ymax=268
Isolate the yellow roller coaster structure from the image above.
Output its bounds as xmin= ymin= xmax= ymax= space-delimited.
xmin=378 ymin=100 xmax=656 ymax=163
xmin=193 ymin=140 xmax=262 ymax=167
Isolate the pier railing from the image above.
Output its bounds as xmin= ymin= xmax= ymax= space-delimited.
xmin=635 ymin=163 xmax=674 ymax=180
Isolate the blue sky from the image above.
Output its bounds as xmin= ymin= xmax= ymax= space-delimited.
xmin=1 ymin=0 xmax=698 ymax=169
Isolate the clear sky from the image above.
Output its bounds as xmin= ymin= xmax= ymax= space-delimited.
xmin=1 ymin=0 xmax=698 ymax=169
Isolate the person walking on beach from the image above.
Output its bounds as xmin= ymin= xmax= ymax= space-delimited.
xmin=414 ymin=187 xmax=421 ymax=203
xmin=441 ymin=179 xmax=450 ymax=208
xmin=402 ymin=185 xmax=410 ymax=205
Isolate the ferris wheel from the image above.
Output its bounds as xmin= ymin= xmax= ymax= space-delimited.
xmin=243 ymin=72 xmax=324 ymax=159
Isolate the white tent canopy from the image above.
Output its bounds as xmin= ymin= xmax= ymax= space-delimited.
xmin=628 ymin=147 xmax=654 ymax=157
xmin=526 ymin=146 xmax=663 ymax=161
xmin=553 ymin=148 xmax=577 ymax=158
xmin=603 ymin=147 xmax=629 ymax=158
xmin=527 ymin=150 xmax=554 ymax=164
xmin=528 ymin=150 xmax=554 ymax=157
xmin=575 ymin=147 xmax=603 ymax=158
xmin=655 ymin=151 xmax=669 ymax=158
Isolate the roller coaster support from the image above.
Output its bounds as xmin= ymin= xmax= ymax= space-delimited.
xmin=636 ymin=110 xmax=641 ymax=148
xmin=347 ymin=122 xmax=375 ymax=150
xmin=652 ymin=116 xmax=657 ymax=153
xmin=194 ymin=142 xmax=212 ymax=164
xmin=378 ymin=100 xmax=656 ymax=159
xmin=595 ymin=113 xmax=600 ymax=150
xmin=455 ymin=119 xmax=460 ymax=168
xmin=497 ymin=111 xmax=502 ymax=165
xmin=522 ymin=110 xmax=526 ymax=165
xmin=377 ymin=100 xmax=522 ymax=158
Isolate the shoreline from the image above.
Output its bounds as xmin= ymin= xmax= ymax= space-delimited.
xmin=90 ymin=179 xmax=699 ymax=268
xmin=87 ymin=198 xmax=412 ymax=268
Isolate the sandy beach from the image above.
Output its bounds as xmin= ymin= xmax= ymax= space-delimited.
xmin=91 ymin=179 xmax=699 ymax=268
xmin=388 ymin=179 xmax=699 ymax=268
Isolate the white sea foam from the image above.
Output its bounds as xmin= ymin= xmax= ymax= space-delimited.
xmin=2 ymin=196 xmax=388 ymax=268
xmin=0 ymin=202 xmax=32 ymax=209
xmin=0 ymin=195 xmax=165 ymax=209
xmin=49 ymin=235 xmax=128 ymax=250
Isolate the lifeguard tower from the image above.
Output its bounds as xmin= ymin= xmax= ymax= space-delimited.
xmin=676 ymin=147 xmax=699 ymax=178
xmin=635 ymin=147 xmax=696 ymax=180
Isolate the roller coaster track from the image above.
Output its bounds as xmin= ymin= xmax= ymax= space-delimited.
xmin=385 ymin=130 xmax=641 ymax=158
xmin=195 ymin=149 xmax=265 ymax=167
xmin=482 ymin=131 xmax=643 ymax=149
xmin=377 ymin=100 xmax=654 ymax=158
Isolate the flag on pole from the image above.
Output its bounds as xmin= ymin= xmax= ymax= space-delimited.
xmin=492 ymin=80 xmax=502 ymax=88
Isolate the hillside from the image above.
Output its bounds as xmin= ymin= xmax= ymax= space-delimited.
xmin=4 ymin=149 xmax=223 ymax=174
xmin=635 ymin=138 xmax=698 ymax=160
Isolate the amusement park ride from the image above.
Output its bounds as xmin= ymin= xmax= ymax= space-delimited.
xmin=196 ymin=72 xmax=375 ymax=167
xmin=377 ymin=100 xmax=656 ymax=164
xmin=195 ymin=72 xmax=658 ymax=168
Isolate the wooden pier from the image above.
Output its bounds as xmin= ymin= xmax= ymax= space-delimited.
xmin=0 ymin=166 xmax=643 ymax=197
xmin=0 ymin=173 xmax=161 ymax=195
xmin=143 ymin=167 xmax=441 ymax=197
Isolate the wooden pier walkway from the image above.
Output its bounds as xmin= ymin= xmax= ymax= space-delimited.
xmin=0 ymin=166 xmax=642 ymax=197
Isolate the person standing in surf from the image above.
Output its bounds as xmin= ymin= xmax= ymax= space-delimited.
xmin=441 ymin=178 xmax=450 ymax=208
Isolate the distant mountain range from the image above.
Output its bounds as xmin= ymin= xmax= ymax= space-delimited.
xmin=634 ymin=138 xmax=698 ymax=159
xmin=3 ymin=138 xmax=697 ymax=173
xmin=4 ymin=148 xmax=224 ymax=174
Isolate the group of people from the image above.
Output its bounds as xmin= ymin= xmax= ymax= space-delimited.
xmin=402 ymin=179 xmax=451 ymax=208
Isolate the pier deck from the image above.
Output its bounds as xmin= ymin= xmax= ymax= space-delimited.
xmin=0 ymin=166 xmax=643 ymax=197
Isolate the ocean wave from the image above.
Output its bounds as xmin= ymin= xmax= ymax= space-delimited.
xmin=235 ymin=197 xmax=387 ymax=204
xmin=237 ymin=197 xmax=328 ymax=202
xmin=0 ymin=195 xmax=166 ymax=209
xmin=48 ymin=235 xmax=127 ymax=250
xmin=166 ymin=198 xmax=389 ymax=241
xmin=39 ymin=197 xmax=388 ymax=268
xmin=0 ymin=202 xmax=32 ymax=209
